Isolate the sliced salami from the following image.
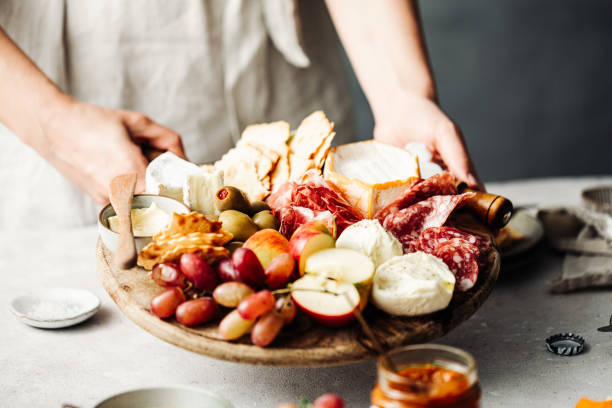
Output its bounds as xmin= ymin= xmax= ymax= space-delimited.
xmin=375 ymin=172 xmax=457 ymax=223
xmin=432 ymin=238 xmax=479 ymax=291
xmin=418 ymin=226 xmax=491 ymax=261
xmin=383 ymin=193 xmax=475 ymax=252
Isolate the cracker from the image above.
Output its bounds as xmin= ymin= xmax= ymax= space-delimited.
xmin=223 ymin=160 xmax=270 ymax=202
xmin=155 ymin=212 xmax=222 ymax=241
xmin=138 ymin=244 xmax=229 ymax=270
xmin=290 ymin=111 xmax=334 ymax=159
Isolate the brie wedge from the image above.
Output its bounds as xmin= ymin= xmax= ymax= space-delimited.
xmin=183 ymin=168 xmax=224 ymax=216
xmin=145 ymin=152 xmax=201 ymax=202
xmin=372 ymin=252 xmax=455 ymax=316
xmin=324 ymin=141 xmax=420 ymax=219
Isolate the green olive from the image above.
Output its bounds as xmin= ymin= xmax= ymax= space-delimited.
xmin=249 ymin=200 xmax=271 ymax=215
xmin=215 ymin=186 xmax=252 ymax=214
xmin=252 ymin=210 xmax=279 ymax=230
xmin=218 ymin=210 xmax=259 ymax=241
xmin=225 ymin=241 xmax=244 ymax=256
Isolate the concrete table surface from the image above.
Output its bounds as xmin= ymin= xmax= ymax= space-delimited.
xmin=2 ymin=176 xmax=612 ymax=407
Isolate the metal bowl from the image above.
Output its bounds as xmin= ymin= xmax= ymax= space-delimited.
xmin=98 ymin=194 xmax=189 ymax=253
xmin=582 ymin=186 xmax=612 ymax=214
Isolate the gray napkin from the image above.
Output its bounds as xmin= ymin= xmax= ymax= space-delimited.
xmin=538 ymin=207 xmax=612 ymax=293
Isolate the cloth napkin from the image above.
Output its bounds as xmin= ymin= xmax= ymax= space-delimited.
xmin=538 ymin=206 xmax=612 ymax=293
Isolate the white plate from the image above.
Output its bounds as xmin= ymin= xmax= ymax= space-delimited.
xmin=94 ymin=385 xmax=234 ymax=408
xmin=501 ymin=210 xmax=545 ymax=258
xmin=9 ymin=288 xmax=100 ymax=329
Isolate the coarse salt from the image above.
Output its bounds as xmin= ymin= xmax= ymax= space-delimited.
xmin=27 ymin=300 xmax=82 ymax=320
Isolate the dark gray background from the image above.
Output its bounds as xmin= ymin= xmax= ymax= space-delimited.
xmin=342 ymin=0 xmax=612 ymax=182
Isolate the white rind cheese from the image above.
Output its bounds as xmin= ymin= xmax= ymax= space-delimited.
xmin=403 ymin=142 xmax=443 ymax=179
xmin=336 ymin=219 xmax=402 ymax=268
xmin=145 ymin=152 xmax=201 ymax=202
xmin=372 ymin=252 xmax=455 ymax=316
xmin=183 ymin=169 xmax=224 ymax=216
xmin=324 ymin=141 xmax=420 ymax=219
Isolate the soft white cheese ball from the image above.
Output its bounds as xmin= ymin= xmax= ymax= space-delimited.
xmin=372 ymin=252 xmax=455 ymax=316
xmin=336 ymin=219 xmax=402 ymax=268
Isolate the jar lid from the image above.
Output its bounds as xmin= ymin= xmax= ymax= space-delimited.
xmin=545 ymin=333 xmax=585 ymax=356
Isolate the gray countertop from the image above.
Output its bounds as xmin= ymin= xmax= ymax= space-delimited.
xmin=2 ymin=176 xmax=612 ymax=407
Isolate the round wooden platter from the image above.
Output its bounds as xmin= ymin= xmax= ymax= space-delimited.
xmin=97 ymin=239 xmax=499 ymax=367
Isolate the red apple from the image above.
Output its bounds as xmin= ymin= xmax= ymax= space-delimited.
xmin=243 ymin=229 xmax=290 ymax=269
xmin=291 ymin=275 xmax=359 ymax=327
xmin=232 ymin=247 xmax=265 ymax=288
xmin=288 ymin=221 xmax=336 ymax=276
xmin=265 ymin=253 xmax=295 ymax=289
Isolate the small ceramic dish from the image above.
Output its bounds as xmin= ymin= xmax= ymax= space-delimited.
xmin=581 ymin=186 xmax=612 ymax=214
xmin=94 ymin=385 xmax=234 ymax=408
xmin=501 ymin=210 xmax=545 ymax=258
xmin=98 ymin=194 xmax=190 ymax=253
xmin=9 ymin=288 xmax=100 ymax=329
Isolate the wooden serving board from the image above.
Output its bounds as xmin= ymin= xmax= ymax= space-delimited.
xmin=97 ymin=239 xmax=499 ymax=367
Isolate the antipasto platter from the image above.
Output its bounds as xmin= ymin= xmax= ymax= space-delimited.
xmin=96 ymin=111 xmax=505 ymax=366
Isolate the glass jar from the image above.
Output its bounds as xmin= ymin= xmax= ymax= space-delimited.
xmin=371 ymin=344 xmax=481 ymax=408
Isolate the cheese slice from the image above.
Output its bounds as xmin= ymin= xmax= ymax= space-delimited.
xmin=323 ymin=140 xmax=420 ymax=219
xmin=183 ymin=168 xmax=224 ymax=216
xmin=146 ymin=152 xmax=201 ymax=202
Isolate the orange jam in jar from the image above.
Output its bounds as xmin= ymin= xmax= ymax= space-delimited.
xmin=371 ymin=345 xmax=481 ymax=408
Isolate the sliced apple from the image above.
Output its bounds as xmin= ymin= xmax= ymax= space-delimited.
xmin=304 ymin=248 xmax=374 ymax=311
xmin=291 ymin=274 xmax=360 ymax=327
xmin=243 ymin=229 xmax=289 ymax=269
xmin=288 ymin=221 xmax=336 ymax=276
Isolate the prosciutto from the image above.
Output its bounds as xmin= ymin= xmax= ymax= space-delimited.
xmin=268 ymin=170 xmax=363 ymax=238
xmin=374 ymin=172 xmax=457 ymax=223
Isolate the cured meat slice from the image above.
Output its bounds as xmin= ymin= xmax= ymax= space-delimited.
xmin=276 ymin=206 xmax=336 ymax=239
xmin=269 ymin=170 xmax=362 ymax=237
xmin=418 ymin=226 xmax=491 ymax=260
xmin=383 ymin=193 xmax=475 ymax=252
xmin=432 ymin=238 xmax=479 ymax=291
xmin=375 ymin=172 xmax=457 ymax=223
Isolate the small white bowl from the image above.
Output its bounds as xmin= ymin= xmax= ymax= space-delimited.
xmin=94 ymin=385 xmax=234 ymax=408
xmin=9 ymin=288 xmax=101 ymax=329
xmin=98 ymin=194 xmax=190 ymax=253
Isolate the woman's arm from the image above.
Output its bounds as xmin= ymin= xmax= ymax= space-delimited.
xmin=325 ymin=0 xmax=482 ymax=189
xmin=0 ymin=27 xmax=185 ymax=203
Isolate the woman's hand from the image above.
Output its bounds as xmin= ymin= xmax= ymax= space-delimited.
xmin=373 ymin=92 xmax=483 ymax=190
xmin=38 ymin=96 xmax=185 ymax=204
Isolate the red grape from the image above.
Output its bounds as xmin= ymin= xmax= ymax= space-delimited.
xmin=265 ymin=253 xmax=295 ymax=289
xmin=213 ymin=282 xmax=254 ymax=308
xmin=251 ymin=311 xmax=284 ymax=347
xmin=218 ymin=309 xmax=255 ymax=340
xmin=216 ymin=258 xmax=240 ymax=282
xmin=151 ymin=262 xmax=185 ymax=287
xmin=313 ymin=394 xmax=345 ymax=408
xmin=232 ymin=247 xmax=265 ymax=288
xmin=275 ymin=296 xmax=296 ymax=324
xmin=150 ymin=287 xmax=185 ymax=318
xmin=179 ymin=253 xmax=217 ymax=291
xmin=237 ymin=290 xmax=275 ymax=320
xmin=176 ymin=297 xmax=218 ymax=326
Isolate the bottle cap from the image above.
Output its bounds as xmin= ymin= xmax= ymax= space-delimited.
xmin=545 ymin=333 xmax=585 ymax=356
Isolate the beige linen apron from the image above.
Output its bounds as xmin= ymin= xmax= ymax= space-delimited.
xmin=0 ymin=0 xmax=352 ymax=228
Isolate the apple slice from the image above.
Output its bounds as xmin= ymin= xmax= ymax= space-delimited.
xmin=291 ymin=274 xmax=360 ymax=327
xmin=243 ymin=229 xmax=289 ymax=269
xmin=304 ymin=248 xmax=374 ymax=311
xmin=288 ymin=221 xmax=336 ymax=276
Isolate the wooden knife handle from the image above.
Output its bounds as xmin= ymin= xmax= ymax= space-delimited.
xmin=456 ymin=181 xmax=513 ymax=229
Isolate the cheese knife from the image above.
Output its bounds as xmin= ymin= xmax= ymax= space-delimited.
xmin=109 ymin=173 xmax=138 ymax=269
xmin=456 ymin=181 xmax=514 ymax=229
xmin=597 ymin=314 xmax=612 ymax=332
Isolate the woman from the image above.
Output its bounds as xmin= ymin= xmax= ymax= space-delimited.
xmin=0 ymin=0 xmax=480 ymax=228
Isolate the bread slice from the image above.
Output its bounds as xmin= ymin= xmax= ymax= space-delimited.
xmin=323 ymin=141 xmax=420 ymax=218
